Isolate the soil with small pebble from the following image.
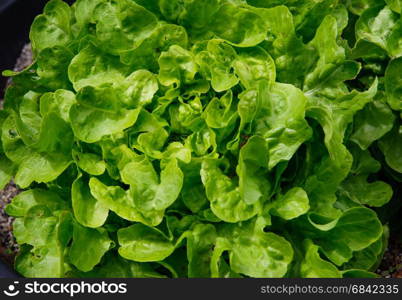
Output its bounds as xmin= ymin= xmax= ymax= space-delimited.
xmin=0 ymin=183 xmax=19 ymax=267
xmin=0 ymin=45 xmax=401 ymax=277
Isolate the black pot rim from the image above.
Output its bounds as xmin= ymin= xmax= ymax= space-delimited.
xmin=0 ymin=0 xmax=17 ymax=13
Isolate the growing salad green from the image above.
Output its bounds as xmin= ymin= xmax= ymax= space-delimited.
xmin=0 ymin=0 xmax=401 ymax=278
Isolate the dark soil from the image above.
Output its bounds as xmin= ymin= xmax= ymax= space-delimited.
xmin=0 ymin=183 xmax=19 ymax=267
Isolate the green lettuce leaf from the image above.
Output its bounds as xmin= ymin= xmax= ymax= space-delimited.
xmin=72 ymin=174 xmax=109 ymax=228
xmin=118 ymin=223 xmax=174 ymax=262
xmin=1 ymin=0 xmax=398 ymax=279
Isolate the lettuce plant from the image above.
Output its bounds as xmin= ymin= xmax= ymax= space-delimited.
xmin=0 ymin=0 xmax=401 ymax=278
